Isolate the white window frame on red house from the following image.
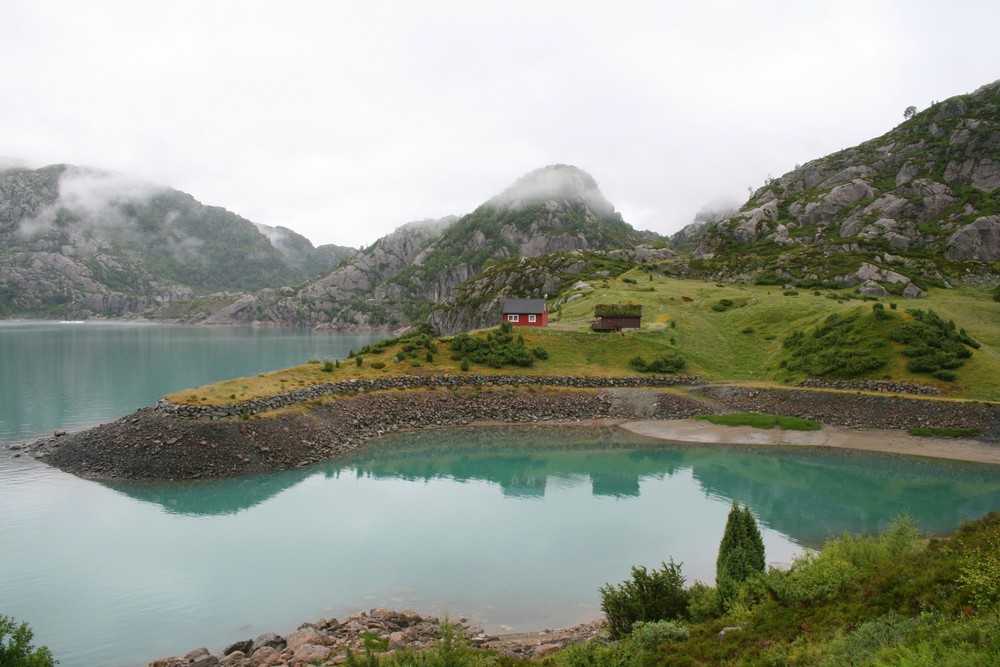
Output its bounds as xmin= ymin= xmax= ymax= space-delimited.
xmin=507 ymin=314 xmax=519 ymax=323
xmin=528 ymin=314 xmax=536 ymax=323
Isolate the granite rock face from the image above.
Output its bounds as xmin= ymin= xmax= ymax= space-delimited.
xmin=690 ymin=79 xmax=1000 ymax=286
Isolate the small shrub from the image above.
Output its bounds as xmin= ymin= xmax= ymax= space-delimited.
xmin=783 ymin=290 xmax=799 ymax=296
xmin=322 ymin=361 xmax=335 ymax=373
xmin=823 ymin=611 xmax=921 ymax=666
xmin=959 ymin=536 xmax=1000 ymax=611
xmin=622 ymin=277 xmax=637 ymax=284
xmin=370 ymin=362 xmax=386 ymax=370
xmin=459 ymin=359 xmax=470 ymax=372
xmin=631 ymin=619 xmax=689 ymax=648
xmin=599 ymin=559 xmax=689 ymax=639
xmin=933 ymin=369 xmax=957 ymax=381
xmin=425 ymin=351 xmax=434 ymax=363
xmin=741 ymin=327 xmax=754 ymax=334
xmin=531 ymin=346 xmax=548 ymax=360
xmin=686 ymin=581 xmax=720 ymax=621
xmin=355 ymin=356 xmax=363 ymax=367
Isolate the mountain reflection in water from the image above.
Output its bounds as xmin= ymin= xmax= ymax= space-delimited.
xmin=107 ymin=425 xmax=1000 ymax=548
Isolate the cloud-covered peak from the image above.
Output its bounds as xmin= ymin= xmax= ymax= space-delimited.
xmin=487 ymin=164 xmax=615 ymax=216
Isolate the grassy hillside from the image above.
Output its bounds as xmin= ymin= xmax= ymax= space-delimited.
xmin=168 ymin=267 xmax=999 ymax=405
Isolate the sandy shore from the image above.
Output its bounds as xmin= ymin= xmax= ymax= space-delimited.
xmin=620 ymin=419 xmax=1000 ymax=465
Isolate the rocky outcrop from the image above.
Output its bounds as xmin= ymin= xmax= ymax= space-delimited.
xmin=692 ymin=79 xmax=1000 ymax=286
xmin=149 ymin=609 xmax=602 ymax=666
xmin=945 ymin=215 xmax=1000 ymax=260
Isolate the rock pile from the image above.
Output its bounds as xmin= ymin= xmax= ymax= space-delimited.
xmin=697 ymin=385 xmax=1000 ymax=439
xmin=797 ymin=378 xmax=941 ymax=395
xmin=33 ymin=385 xmax=713 ymax=480
xmin=149 ymin=609 xmax=602 ymax=666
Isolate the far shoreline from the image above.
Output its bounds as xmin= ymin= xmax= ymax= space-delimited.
xmin=619 ymin=419 xmax=1000 ymax=466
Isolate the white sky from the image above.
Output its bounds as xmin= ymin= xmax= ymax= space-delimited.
xmin=2 ymin=1 xmax=998 ymax=249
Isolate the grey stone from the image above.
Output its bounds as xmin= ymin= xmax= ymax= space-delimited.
xmin=858 ymin=279 xmax=890 ymax=297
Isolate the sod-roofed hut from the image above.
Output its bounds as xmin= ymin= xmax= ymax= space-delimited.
xmin=591 ymin=303 xmax=642 ymax=332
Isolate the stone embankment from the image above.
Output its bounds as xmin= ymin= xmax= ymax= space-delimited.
xmin=150 ymin=609 xmax=601 ymax=666
xmin=30 ymin=382 xmax=712 ymax=480
xmin=695 ymin=385 xmax=1000 ymax=440
xmin=797 ymin=378 xmax=941 ymax=395
xmin=18 ymin=374 xmax=1000 ymax=480
xmin=153 ymin=374 xmax=703 ymax=420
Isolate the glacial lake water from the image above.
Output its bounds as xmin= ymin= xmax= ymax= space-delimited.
xmin=2 ymin=321 xmax=1000 ymax=667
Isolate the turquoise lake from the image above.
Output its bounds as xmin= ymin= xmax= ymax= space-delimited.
xmin=2 ymin=322 xmax=1000 ymax=667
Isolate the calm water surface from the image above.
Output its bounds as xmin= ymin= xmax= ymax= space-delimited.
xmin=2 ymin=322 xmax=1000 ymax=667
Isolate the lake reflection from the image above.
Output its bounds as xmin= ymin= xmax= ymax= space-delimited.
xmin=108 ymin=425 xmax=1000 ymax=547
xmin=5 ymin=425 xmax=1000 ymax=667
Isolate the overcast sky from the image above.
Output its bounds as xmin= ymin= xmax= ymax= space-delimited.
xmin=2 ymin=1 xmax=998 ymax=249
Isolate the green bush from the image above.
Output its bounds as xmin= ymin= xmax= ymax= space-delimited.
xmin=448 ymin=323 xmax=535 ymax=369
xmin=322 ymin=361 xmax=335 ymax=373
xmin=356 ymin=356 xmax=363 ymax=367
xmin=370 ymin=362 xmax=386 ymax=370
xmin=685 ymin=581 xmax=720 ymax=622
xmin=822 ymin=611 xmax=921 ymax=666
xmin=630 ymin=620 xmax=689 ymax=648
xmin=0 ymin=615 xmax=56 ymax=667
xmin=766 ymin=516 xmax=919 ymax=605
xmin=959 ymin=535 xmax=1000 ymax=611
xmin=629 ymin=352 xmax=686 ymax=373
xmin=459 ymin=359 xmax=469 ymax=372
xmin=599 ymin=559 xmax=689 ymax=639
xmin=531 ymin=346 xmax=549 ymax=360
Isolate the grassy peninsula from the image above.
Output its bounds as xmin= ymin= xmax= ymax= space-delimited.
xmin=168 ymin=270 xmax=1000 ymax=406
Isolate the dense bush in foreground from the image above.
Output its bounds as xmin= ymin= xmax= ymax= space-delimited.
xmin=0 ymin=615 xmax=56 ymax=667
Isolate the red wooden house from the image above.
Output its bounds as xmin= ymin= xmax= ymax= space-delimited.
xmin=501 ymin=298 xmax=548 ymax=327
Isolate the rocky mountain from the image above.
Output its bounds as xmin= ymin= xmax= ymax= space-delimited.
xmin=689 ymin=79 xmax=1000 ymax=292
xmin=0 ymin=163 xmax=354 ymax=318
xmin=232 ymin=164 xmax=664 ymax=330
xmin=426 ymin=246 xmax=674 ymax=334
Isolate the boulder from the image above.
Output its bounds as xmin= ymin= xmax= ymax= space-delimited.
xmin=250 ymin=632 xmax=286 ymax=653
xmin=902 ymin=283 xmax=927 ymax=298
xmin=858 ymin=280 xmax=890 ymax=297
xmin=945 ymin=216 xmax=1000 ymax=260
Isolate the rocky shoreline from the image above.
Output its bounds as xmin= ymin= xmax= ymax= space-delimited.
xmin=150 ymin=609 xmax=602 ymax=666
xmin=13 ymin=379 xmax=1000 ymax=481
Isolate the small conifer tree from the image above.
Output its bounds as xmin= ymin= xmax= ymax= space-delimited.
xmin=716 ymin=500 xmax=766 ymax=604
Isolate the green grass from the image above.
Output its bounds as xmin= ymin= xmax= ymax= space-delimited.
xmin=167 ymin=272 xmax=1000 ymax=405
xmin=908 ymin=426 xmax=982 ymax=438
xmin=694 ymin=412 xmax=822 ymax=431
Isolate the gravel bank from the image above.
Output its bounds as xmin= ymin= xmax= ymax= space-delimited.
xmin=16 ymin=382 xmax=1000 ymax=480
